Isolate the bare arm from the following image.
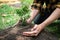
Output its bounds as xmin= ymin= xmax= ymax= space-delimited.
xmin=39 ymin=8 xmax=60 ymax=30
xmin=27 ymin=0 xmax=41 ymax=23
xmin=26 ymin=9 xmax=39 ymax=23
xmin=29 ymin=9 xmax=39 ymax=21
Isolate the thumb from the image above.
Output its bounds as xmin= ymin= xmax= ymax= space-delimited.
xmin=31 ymin=25 xmax=38 ymax=31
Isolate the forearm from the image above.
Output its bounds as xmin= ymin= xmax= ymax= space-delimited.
xmin=39 ymin=8 xmax=60 ymax=29
xmin=30 ymin=9 xmax=39 ymax=21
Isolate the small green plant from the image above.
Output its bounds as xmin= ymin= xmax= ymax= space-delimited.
xmin=16 ymin=5 xmax=30 ymax=16
xmin=16 ymin=0 xmax=33 ymax=26
xmin=16 ymin=5 xmax=30 ymax=26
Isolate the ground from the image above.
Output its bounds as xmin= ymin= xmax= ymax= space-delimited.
xmin=0 ymin=20 xmax=59 ymax=40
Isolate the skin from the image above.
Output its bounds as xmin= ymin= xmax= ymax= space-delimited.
xmin=23 ymin=8 xmax=60 ymax=36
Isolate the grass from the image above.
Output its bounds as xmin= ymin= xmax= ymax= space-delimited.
xmin=0 ymin=5 xmax=20 ymax=30
xmin=0 ymin=0 xmax=32 ymax=30
xmin=46 ymin=20 xmax=60 ymax=38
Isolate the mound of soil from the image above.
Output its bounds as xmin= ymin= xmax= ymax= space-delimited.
xmin=0 ymin=21 xmax=59 ymax=40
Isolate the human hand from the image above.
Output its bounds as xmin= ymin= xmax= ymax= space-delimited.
xmin=23 ymin=24 xmax=43 ymax=36
xmin=26 ymin=18 xmax=32 ymax=24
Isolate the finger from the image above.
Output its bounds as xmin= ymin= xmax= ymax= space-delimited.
xmin=31 ymin=25 xmax=38 ymax=31
xmin=23 ymin=31 xmax=37 ymax=36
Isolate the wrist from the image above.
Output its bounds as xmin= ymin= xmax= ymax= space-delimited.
xmin=38 ymin=22 xmax=47 ymax=29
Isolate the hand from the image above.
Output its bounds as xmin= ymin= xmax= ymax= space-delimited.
xmin=26 ymin=18 xmax=32 ymax=24
xmin=23 ymin=24 xmax=43 ymax=36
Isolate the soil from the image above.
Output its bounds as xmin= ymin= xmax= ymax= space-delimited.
xmin=0 ymin=20 xmax=59 ymax=40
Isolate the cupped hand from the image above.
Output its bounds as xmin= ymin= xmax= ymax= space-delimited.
xmin=23 ymin=24 xmax=43 ymax=36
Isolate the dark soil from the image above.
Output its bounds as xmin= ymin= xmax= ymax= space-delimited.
xmin=0 ymin=21 xmax=59 ymax=40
